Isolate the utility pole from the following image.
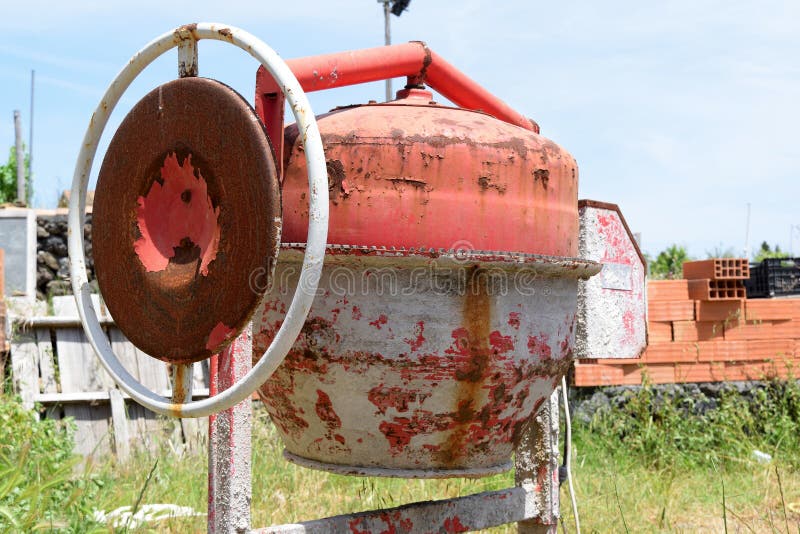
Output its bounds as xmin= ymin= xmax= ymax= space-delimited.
xmin=381 ymin=0 xmax=392 ymax=101
xmin=13 ymin=110 xmax=25 ymax=204
xmin=29 ymin=70 xmax=35 ymax=183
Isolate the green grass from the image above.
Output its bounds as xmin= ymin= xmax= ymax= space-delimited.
xmin=2 ymin=378 xmax=800 ymax=532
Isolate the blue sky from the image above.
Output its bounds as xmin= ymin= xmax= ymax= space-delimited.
xmin=1 ymin=1 xmax=798 ymax=260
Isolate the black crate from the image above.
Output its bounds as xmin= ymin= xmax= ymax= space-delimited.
xmin=745 ymin=258 xmax=800 ymax=298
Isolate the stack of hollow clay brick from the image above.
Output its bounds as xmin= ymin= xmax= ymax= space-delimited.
xmin=574 ymin=258 xmax=800 ymax=386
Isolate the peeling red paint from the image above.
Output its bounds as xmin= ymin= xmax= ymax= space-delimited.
xmin=368 ymin=385 xmax=427 ymax=414
xmin=370 ymin=314 xmax=389 ymax=329
xmin=404 ymin=321 xmax=426 ymax=351
xmin=507 ymin=312 xmax=521 ymax=330
xmin=527 ymin=334 xmax=552 ymax=360
xmin=206 ymin=322 xmax=234 ymax=351
xmin=444 ymin=516 xmax=468 ymax=533
xmin=351 ymin=305 xmax=363 ymax=320
xmin=489 ymin=330 xmax=514 ymax=353
xmin=349 ymin=518 xmax=369 ymax=534
xmin=134 ymin=152 xmax=220 ymax=275
xmin=315 ymin=389 xmax=342 ymax=429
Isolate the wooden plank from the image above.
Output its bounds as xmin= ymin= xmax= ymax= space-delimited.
xmin=34 ymin=388 xmax=210 ymax=404
xmin=10 ymin=329 xmax=39 ymax=409
xmin=646 ymin=280 xmax=689 ymax=301
xmin=109 ymin=389 xmax=130 ymax=462
xmin=35 ymin=328 xmax=58 ymax=393
xmin=109 ymin=328 xmax=167 ymax=452
xmin=745 ymin=299 xmax=800 ymax=321
xmin=55 ymin=328 xmax=113 ymax=457
xmin=648 ymin=300 xmax=695 ymax=322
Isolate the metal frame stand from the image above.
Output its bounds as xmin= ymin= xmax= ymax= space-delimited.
xmin=208 ymin=325 xmax=253 ymax=534
xmin=208 ymin=366 xmax=561 ymax=533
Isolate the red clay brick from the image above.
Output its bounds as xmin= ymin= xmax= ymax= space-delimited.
xmin=649 ymin=322 xmax=673 ymax=343
xmin=672 ymin=320 xmax=724 ymax=342
xmin=695 ymin=300 xmax=744 ymax=322
xmin=724 ymin=319 xmax=800 ymax=341
xmin=745 ymin=299 xmax=800 ymax=321
xmin=696 ymin=340 xmax=748 ymax=362
xmin=745 ymin=339 xmax=795 ymax=360
xmin=674 ymin=362 xmax=714 ymax=383
xmin=572 ymin=363 xmax=624 ymax=386
xmin=647 ymin=280 xmax=690 ymax=301
xmin=688 ymin=279 xmax=746 ymax=301
xmin=683 ymin=258 xmax=749 ymax=280
xmin=649 ymin=300 xmax=695 ymax=322
xmin=641 ymin=342 xmax=698 ymax=363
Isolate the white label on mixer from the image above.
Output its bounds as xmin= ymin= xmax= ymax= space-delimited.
xmin=600 ymin=263 xmax=633 ymax=291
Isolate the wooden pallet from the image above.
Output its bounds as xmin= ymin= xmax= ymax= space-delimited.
xmin=9 ymin=296 xmax=209 ymax=460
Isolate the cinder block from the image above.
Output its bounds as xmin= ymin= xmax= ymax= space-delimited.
xmin=672 ymin=320 xmax=724 ymax=341
xmin=688 ymin=279 xmax=746 ymax=301
xmin=641 ymin=342 xmax=698 ymax=363
xmin=683 ymin=258 xmax=750 ymax=280
xmin=647 ymin=280 xmax=690 ymax=301
xmin=745 ymin=299 xmax=800 ymax=321
xmin=695 ymin=300 xmax=744 ymax=322
xmin=649 ymin=300 xmax=695 ymax=322
xmin=696 ymin=340 xmax=748 ymax=362
xmin=649 ymin=322 xmax=673 ymax=343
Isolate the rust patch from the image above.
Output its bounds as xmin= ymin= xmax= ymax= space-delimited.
xmin=327 ymin=159 xmax=348 ymax=201
xmin=533 ymin=168 xmax=550 ymax=187
xmin=217 ymin=27 xmax=233 ymax=39
xmin=477 ymin=175 xmax=507 ymax=194
xmin=439 ymin=266 xmax=492 ymax=465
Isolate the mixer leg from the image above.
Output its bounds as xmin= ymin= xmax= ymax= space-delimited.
xmin=515 ymin=389 xmax=560 ymax=534
xmin=208 ymin=325 xmax=253 ymax=534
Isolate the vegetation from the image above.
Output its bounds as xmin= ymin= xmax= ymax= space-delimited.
xmin=1 ymin=378 xmax=799 ymax=532
xmin=0 ymin=145 xmax=31 ymax=205
xmin=648 ymin=244 xmax=692 ymax=279
xmin=755 ymin=241 xmax=791 ymax=263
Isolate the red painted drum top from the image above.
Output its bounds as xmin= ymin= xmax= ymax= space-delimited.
xmin=93 ymin=77 xmax=281 ymax=363
xmin=280 ymin=88 xmax=578 ymax=258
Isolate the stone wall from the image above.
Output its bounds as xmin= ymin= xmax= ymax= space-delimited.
xmin=36 ymin=213 xmax=94 ymax=300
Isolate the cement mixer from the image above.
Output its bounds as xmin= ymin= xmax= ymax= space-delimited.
xmin=69 ymin=22 xmax=646 ymax=532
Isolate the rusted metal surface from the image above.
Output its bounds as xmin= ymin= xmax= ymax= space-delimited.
xmin=254 ymin=485 xmax=542 ymax=533
xmin=255 ymin=42 xmax=538 ymax=133
xmin=253 ymin=249 xmax=591 ymax=476
xmin=575 ymin=200 xmax=647 ymax=360
xmin=278 ymin=88 xmax=578 ymax=259
xmin=93 ymin=77 xmax=280 ymax=363
xmin=208 ymin=325 xmax=253 ymax=534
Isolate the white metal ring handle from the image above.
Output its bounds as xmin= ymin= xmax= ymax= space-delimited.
xmin=68 ymin=23 xmax=329 ymax=418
